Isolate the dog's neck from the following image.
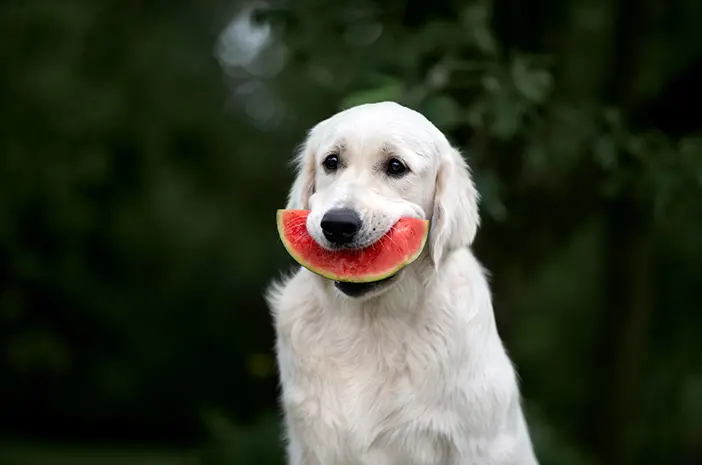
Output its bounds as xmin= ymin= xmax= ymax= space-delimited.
xmin=316 ymin=250 xmax=437 ymax=317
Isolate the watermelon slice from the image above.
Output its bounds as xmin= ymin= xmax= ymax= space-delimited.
xmin=276 ymin=209 xmax=429 ymax=283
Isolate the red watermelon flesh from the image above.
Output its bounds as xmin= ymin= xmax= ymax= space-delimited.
xmin=276 ymin=209 xmax=429 ymax=283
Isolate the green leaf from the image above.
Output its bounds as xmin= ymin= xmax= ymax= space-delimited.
xmin=490 ymin=95 xmax=524 ymax=140
xmin=420 ymin=95 xmax=462 ymax=129
xmin=592 ymin=135 xmax=618 ymax=170
xmin=512 ymin=57 xmax=553 ymax=103
xmin=341 ymin=81 xmax=406 ymax=109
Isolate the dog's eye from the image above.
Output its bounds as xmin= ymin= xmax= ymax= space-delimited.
xmin=322 ymin=154 xmax=339 ymax=172
xmin=385 ymin=158 xmax=408 ymax=177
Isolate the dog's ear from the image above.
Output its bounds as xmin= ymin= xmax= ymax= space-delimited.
xmin=285 ymin=131 xmax=318 ymax=210
xmin=429 ymin=145 xmax=480 ymax=267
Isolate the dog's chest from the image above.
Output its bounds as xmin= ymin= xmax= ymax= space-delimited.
xmin=279 ymin=311 xmax=463 ymax=464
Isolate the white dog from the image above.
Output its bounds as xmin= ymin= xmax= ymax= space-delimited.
xmin=266 ymin=101 xmax=538 ymax=465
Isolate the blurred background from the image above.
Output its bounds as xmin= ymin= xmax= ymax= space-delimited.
xmin=1 ymin=0 xmax=701 ymax=464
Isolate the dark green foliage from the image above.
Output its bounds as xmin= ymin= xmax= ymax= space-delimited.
xmin=0 ymin=0 xmax=700 ymax=464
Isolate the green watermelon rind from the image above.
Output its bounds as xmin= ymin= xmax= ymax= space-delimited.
xmin=276 ymin=209 xmax=429 ymax=283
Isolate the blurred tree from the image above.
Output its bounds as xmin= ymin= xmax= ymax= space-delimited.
xmin=0 ymin=0 xmax=700 ymax=464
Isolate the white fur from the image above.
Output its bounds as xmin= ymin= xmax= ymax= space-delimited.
xmin=267 ymin=101 xmax=538 ymax=465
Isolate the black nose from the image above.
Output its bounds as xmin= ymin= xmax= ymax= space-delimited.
xmin=321 ymin=208 xmax=362 ymax=245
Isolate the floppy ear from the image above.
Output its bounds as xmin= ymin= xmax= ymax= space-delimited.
xmin=285 ymin=133 xmax=318 ymax=210
xmin=429 ymin=146 xmax=480 ymax=267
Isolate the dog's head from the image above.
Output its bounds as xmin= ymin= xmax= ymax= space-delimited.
xmin=286 ymin=101 xmax=479 ymax=298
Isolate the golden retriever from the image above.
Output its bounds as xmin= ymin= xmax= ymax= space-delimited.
xmin=266 ymin=101 xmax=538 ymax=465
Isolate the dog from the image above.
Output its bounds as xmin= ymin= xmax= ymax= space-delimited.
xmin=266 ymin=101 xmax=538 ymax=465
